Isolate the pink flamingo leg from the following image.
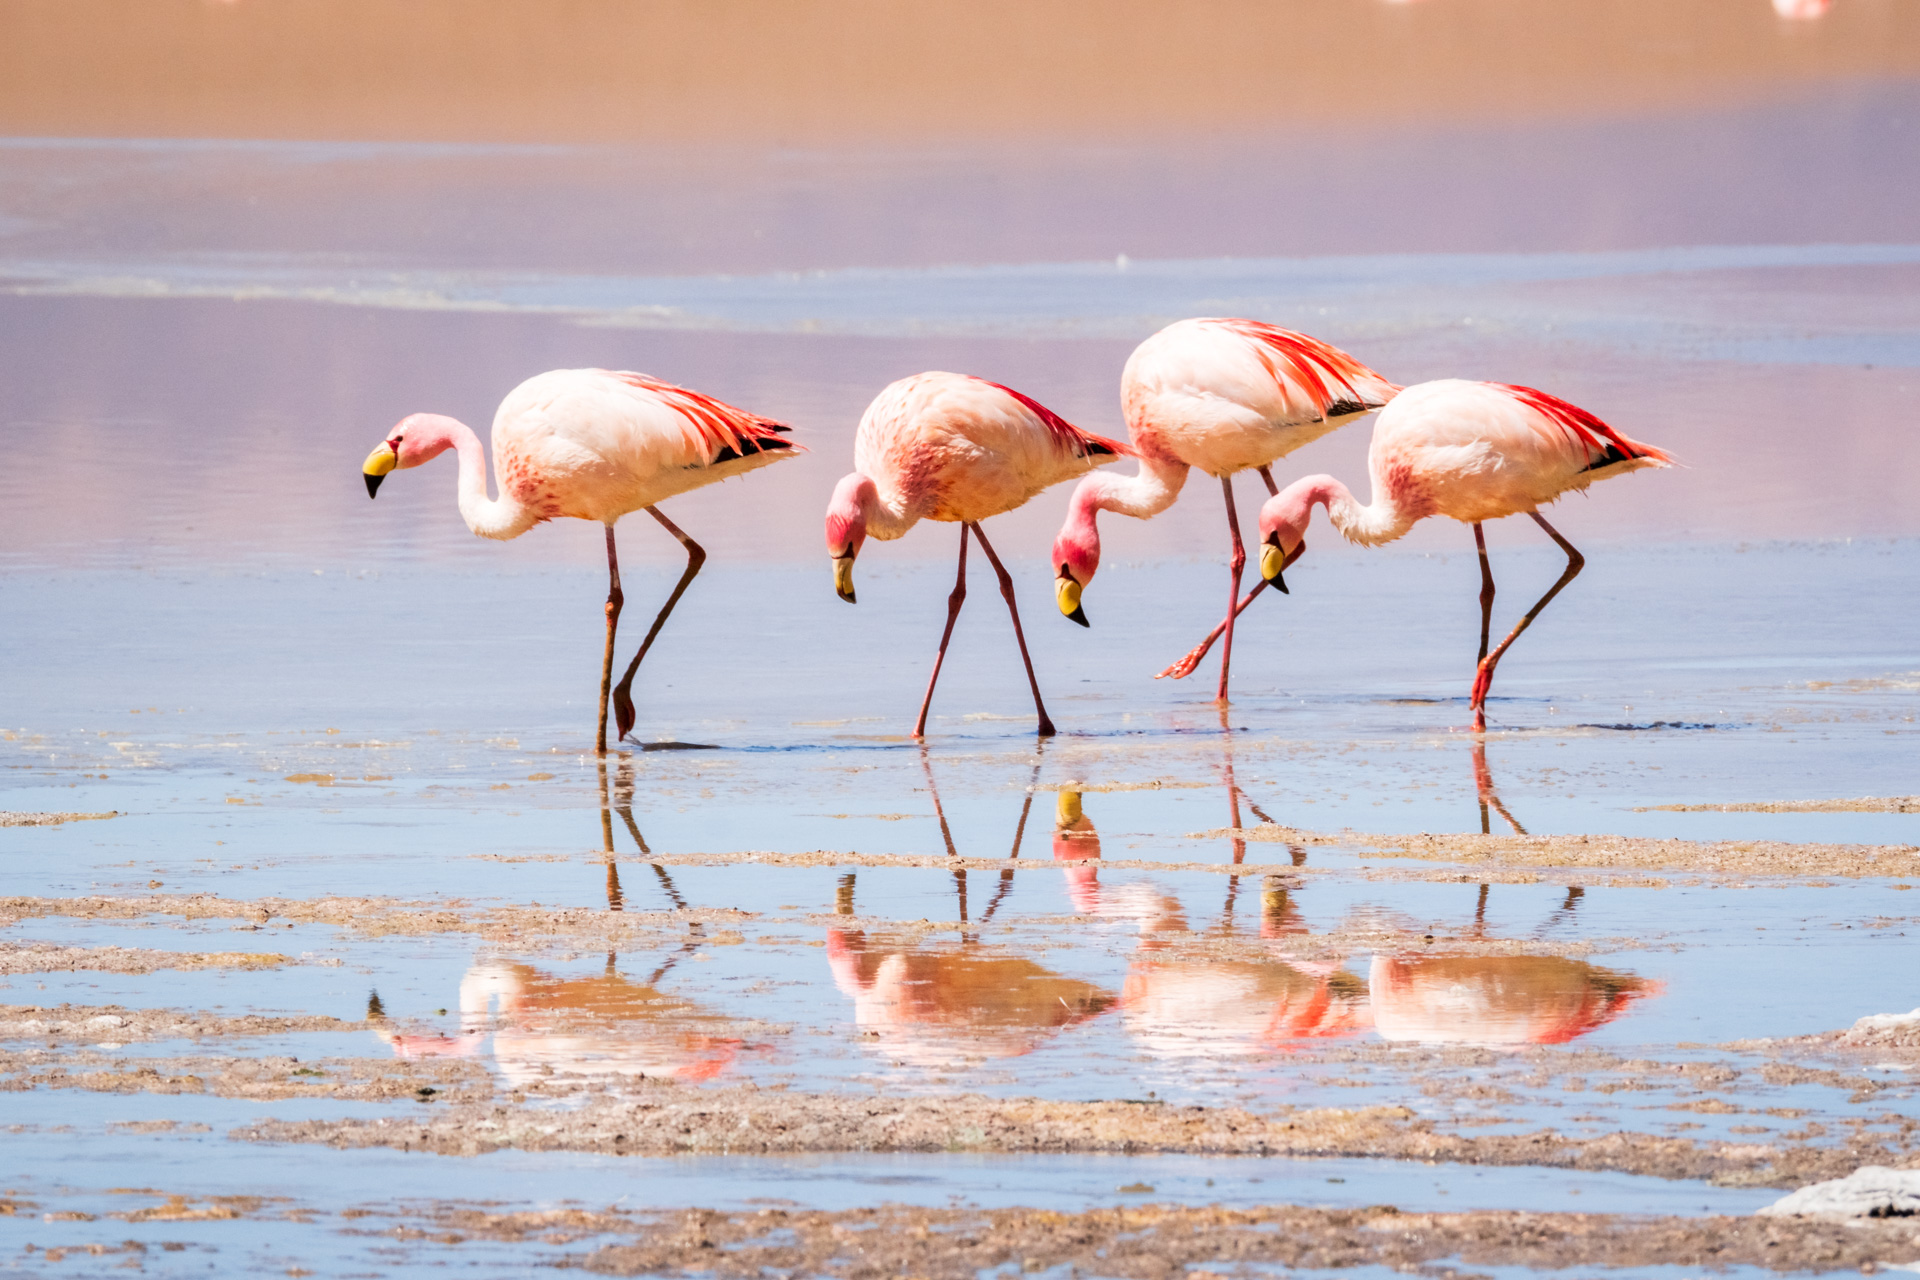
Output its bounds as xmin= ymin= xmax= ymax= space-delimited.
xmin=1155 ymin=542 xmax=1303 ymax=680
xmin=912 ymin=524 xmax=970 ymax=738
xmin=1160 ymin=466 xmax=1289 ymax=681
xmin=611 ymin=506 xmax=708 ymax=743
xmin=1473 ymin=522 xmax=1496 ymax=670
xmin=969 ymin=521 xmax=1057 ymax=737
xmin=1215 ymin=476 xmax=1248 ymax=705
xmin=1471 ymin=512 xmax=1585 ymax=730
xmin=595 ymin=525 xmax=626 ymax=756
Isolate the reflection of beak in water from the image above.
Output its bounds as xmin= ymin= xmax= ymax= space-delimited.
xmin=1052 ymin=790 xmax=1101 ymax=859
xmin=1258 ymin=876 xmax=1308 ymax=938
xmin=449 ymin=959 xmax=740 ymax=1085
xmin=1051 ymin=788 xmax=1105 ymax=910
xmin=1120 ymin=957 xmax=1370 ymax=1058
xmin=367 ymin=990 xmax=484 ymax=1061
xmin=826 ymin=928 xmax=1113 ymax=1068
xmin=1369 ymin=955 xmax=1657 ymax=1047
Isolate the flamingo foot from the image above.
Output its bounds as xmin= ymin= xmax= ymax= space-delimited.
xmin=1037 ymin=714 xmax=1057 ymax=738
xmin=1470 ymin=661 xmax=1492 ymax=728
xmin=1155 ymin=641 xmax=1211 ymax=681
xmin=612 ymin=681 xmax=637 ymax=742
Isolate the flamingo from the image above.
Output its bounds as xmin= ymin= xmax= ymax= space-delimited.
xmin=1049 ymin=318 xmax=1399 ymax=703
xmin=360 ymin=367 xmax=799 ymax=753
xmin=1246 ymin=379 xmax=1673 ymax=728
xmin=825 ymin=372 xmax=1129 ymax=738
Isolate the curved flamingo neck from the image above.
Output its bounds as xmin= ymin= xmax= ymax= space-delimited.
xmin=853 ymin=473 xmax=918 ymax=542
xmin=1287 ymin=474 xmax=1417 ymax=547
xmin=412 ymin=415 xmax=539 ymax=542
xmin=1053 ymin=453 xmax=1187 ymax=581
xmin=1075 ymin=452 xmax=1189 ymax=521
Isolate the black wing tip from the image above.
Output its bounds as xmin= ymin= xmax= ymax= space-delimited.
xmin=1579 ymin=444 xmax=1634 ymax=473
xmin=1324 ymin=398 xmax=1373 ymax=419
xmin=708 ymin=436 xmax=796 ymax=466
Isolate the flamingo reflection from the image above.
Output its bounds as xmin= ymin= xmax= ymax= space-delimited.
xmin=829 ymin=759 xmax=1114 ymax=1067
xmin=370 ymin=756 xmax=745 ymax=1084
xmin=1055 ymin=789 xmax=1367 ymax=1057
xmin=1369 ymin=955 xmax=1655 ymax=1046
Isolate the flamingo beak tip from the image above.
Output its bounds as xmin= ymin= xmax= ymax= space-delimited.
xmin=831 ymin=555 xmax=856 ymax=603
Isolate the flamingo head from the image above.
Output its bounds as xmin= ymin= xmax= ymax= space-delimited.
xmin=1256 ymin=487 xmax=1313 ymax=594
xmin=1050 ymin=507 xmax=1099 ymax=628
xmin=824 ymin=473 xmax=872 ymax=603
xmin=362 ymin=413 xmax=459 ymax=499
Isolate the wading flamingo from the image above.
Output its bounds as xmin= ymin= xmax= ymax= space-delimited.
xmin=1247 ymin=379 xmax=1673 ymax=728
xmin=1050 ymin=318 xmax=1399 ymax=703
xmin=825 ymin=372 xmax=1129 ymax=738
xmin=361 ymin=368 xmax=799 ymax=753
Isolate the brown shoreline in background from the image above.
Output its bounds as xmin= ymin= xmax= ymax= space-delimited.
xmin=3 ymin=0 xmax=1918 ymax=145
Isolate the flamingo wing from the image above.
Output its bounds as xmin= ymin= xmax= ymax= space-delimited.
xmin=604 ymin=370 xmax=797 ymax=467
xmin=981 ymin=379 xmax=1133 ymax=463
xmin=1215 ymin=319 xmax=1402 ymax=421
xmin=1494 ymin=383 xmax=1672 ymax=472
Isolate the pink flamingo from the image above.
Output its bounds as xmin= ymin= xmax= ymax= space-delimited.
xmin=361 ymin=368 xmax=800 ymax=753
xmin=825 ymin=372 xmax=1129 ymax=738
xmin=1246 ymin=379 xmax=1673 ymax=728
xmin=1050 ymin=318 xmax=1399 ymax=703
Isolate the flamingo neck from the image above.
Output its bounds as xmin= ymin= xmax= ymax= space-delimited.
xmin=431 ymin=417 xmax=539 ymax=541
xmin=854 ymin=473 xmax=918 ymax=542
xmin=1053 ymin=453 xmax=1188 ymax=580
xmin=1076 ymin=451 xmax=1189 ymax=521
xmin=1295 ymin=474 xmax=1417 ymax=547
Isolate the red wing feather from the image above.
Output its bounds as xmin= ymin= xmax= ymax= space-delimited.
xmin=982 ymin=379 xmax=1134 ymax=461
xmin=607 ymin=370 xmax=796 ymax=461
xmin=1495 ymin=384 xmax=1672 ymax=468
xmin=1217 ymin=319 xmax=1401 ymax=417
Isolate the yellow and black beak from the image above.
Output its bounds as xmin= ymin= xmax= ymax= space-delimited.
xmin=1055 ymin=789 xmax=1084 ymax=827
xmin=1055 ymin=569 xmax=1089 ymax=628
xmin=1260 ymin=534 xmax=1291 ymax=594
xmin=362 ymin=441 xmax=398 ymax=499
xmin=831 ymin=553 xmax=857 ymax=604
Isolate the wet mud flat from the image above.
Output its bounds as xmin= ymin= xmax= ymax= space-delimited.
xmin=4 ymin=603 xmax=1918 ymax=1279
xmin=10 ymin=1194 xmax=1920 ymax=1280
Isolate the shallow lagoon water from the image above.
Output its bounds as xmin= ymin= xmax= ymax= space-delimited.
xmin=4 ymin=23 xmax=1920 ymax=1273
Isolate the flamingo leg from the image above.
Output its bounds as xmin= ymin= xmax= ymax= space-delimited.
xmin=1155 ymin=543 xmax=1303 ymax=680
xmin=1474 ymin=522 xmax=1496 ymax=668
xmin=1215 ymin=476 xmax=1247 ymax=705
xmin=913 ymin=525 xmax=970 ymax=739
xmin=1156 ymin=469 xmax=1285 ymax=681
xmin=611 ymin=506 xmax=708 ymax=744
xmin=595 ymin=524 xmax=626 ymax=756
xmin=1471 ymin=513 xmax=1585 ymax=730
xmin=969 ymin=521 xmax=1057 ymax=737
